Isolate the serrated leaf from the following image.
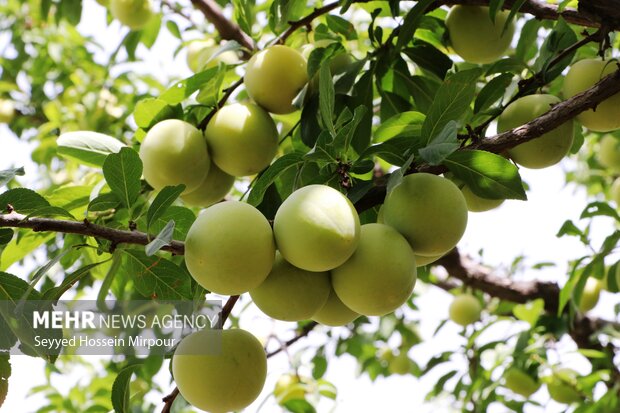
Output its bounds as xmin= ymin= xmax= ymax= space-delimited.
xmin=248 ymin=153 xmax=305 ymax=206
xmin=319 ymin=63 xmax=335 ymax=137
xmin=146 ymin=185 xmax=185 ymax=232
xmin=121 ymin=250 xmax=193 ymax=300
xmin=444 ymin=150 xmax=527 ymax=200
xmin=145 ymin=220 xmax=175 ymax=256
xmin=421 ymin=69 xmax=482 ymax=144
xmin=374 ymin=111 xmax=425 ymax=142
xmin=147 ymin=206 xmax=196 ymax=241
xmin=111 ymin=364 xmax=143 ymax=413
xmin=102 ymin=148 xmax=143 ymax=209
xmin=0 ymin=168 xmax=24 ymax=188
xmin=418 ymin=121 xmax=459 ymax=165
xmin=57 ymin=131 xmax=125 ymax=167
xmin=0 ymin=188 xmax=50 ymax=214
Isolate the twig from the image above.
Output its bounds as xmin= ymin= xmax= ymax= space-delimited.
xmin=198 ymin=78 xmax=244 ymax=130
xmin=266 ymin=322 xmax=318 ymax=358
xmin=217 ymin=295 xmax=240 ymax=328
xmin=0 ymin=212 xmax=184 ymax=255
xmin=161 ymin=387 xmax=179 ymax=413
xmin=189 ymin=0 xmax=254 ymax=51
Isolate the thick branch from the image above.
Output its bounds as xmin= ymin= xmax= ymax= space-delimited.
xmin=431 ymin=0 xmax=618 ymax=30
xmin=0 ymin=212 xmax=185 ymax=255
xmin=189 ymin=0 xmax=254 ymax=51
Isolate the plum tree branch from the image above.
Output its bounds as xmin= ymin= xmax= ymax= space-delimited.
xmin=0 ymin=212 xmax=185 ymax=255
xmin=430 ymin=0 xmax=620 ymax=30
xmin=266 ymin=321 xmax=318 ymax=358
xmin=189 ymin=0 xmax=254 ymax=51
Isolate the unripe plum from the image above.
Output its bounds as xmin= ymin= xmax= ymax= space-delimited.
xmin=497 ymin=94 xmax=574 ymax=169
xmin=598 ymin=135 xmax=620 ymax=171
xmin=185 ymin=201 xmax=275 ymax=295
xmin=563 ymin=59 xmax=620 ymax=132
xmin=172 ymin=329 xmax=267 ymax=412
xmin=244 ymin=45 xmax=308 ymax=114
xmin=250 ymin=253 xmax=331 ymax=321
xmin=461 ymin=185 xmax=504 ymax=212
xmin=274 ymin=185 xmax=360 ymax=272
xmin=383 ymin=173 xmax=468 ymax=256
xmin=388 ymin=352 xmax=411 ymax=375
xmin=205 ymin=102 xmax=278 ymax=177
xmin=577 ymin=277 xmax=602 ymax=312
xmin=186 ymin=40 xmax=240 ymax=73
xmin=612 ymin=178 xmax=620 ymax=205
xmin=110 ymin=0 xmax=153 ymax=30
xmin=181 ymin=164 xmax=235 ymax=208
xmin=0 ymin=99 xmax=15 ymax=123
xmin=414 ymin=253 xmax=444 ymax=267
xmin=503 ymin=368 xmax=541 ymax=397
xmin=312 ymin=287 xmax=359 ymax=326
xmin=139 ymin=119 xmax=210 ymax=194
xmin=449 ymin=293 xmax=481 ymax=326
xmin=331 ymin=223 xmax=417 ymax=316
xmin=445 ymin=6 xmax=515 ymax=64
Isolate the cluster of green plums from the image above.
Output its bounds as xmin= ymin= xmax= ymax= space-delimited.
xmin=503 ymin=366 xmax=584 ymax=404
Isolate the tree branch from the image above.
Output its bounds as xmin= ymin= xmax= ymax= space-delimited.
xmin=266 ymin=321 xmax=318 ymax=358
xmin=0 ymin=212 xmax=185 ymax=255
xmin=161 ymin=387 xmax=179 ymax=413
xmin=189 ymin=0 xmax=254 ymax=51
xmin=430 ymin=0 xmax=619 ymax=30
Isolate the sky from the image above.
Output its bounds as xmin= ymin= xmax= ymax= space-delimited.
xmin=0 ymin=1 xmax=619 ymax=412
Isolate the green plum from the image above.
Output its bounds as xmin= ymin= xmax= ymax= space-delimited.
xmin=244 ymin=45 xmax=308 ymax=114
xmin=172 ymin=329 xmax=267 ymax=412
xmin=110 ymin=0 xmax=153 ymax=30
xmin=461 ymin=185 xmax=504 ymax=212
xmin=388 ymin=352 xmax=411 ymax=375
xmin=563 ymin=59 xmax=620 ymax=132
xmin=383 ymin=173 xmax=468 ymax=256
xmin=331 ymin=223 xmax=417 ymax=316
xmin=139 ymin=119 xmax=210 ymax=194
xmin=503 ymin=367 xmax=541 ymax=397
xmin=414 ymin=253 xmax=444 ymax=267
xmin=312 ymin=286 xmax=359 ymax=326
xmin=610 ymin=178 xmax=620 ymax=206
xmin=249 ymin=252 xmax=331 ymax=322
xmin=0 ymin=99 xmax=15 ymax=123
xmin=449 ymin=294 xmax=482 ymax=326
xmin=181 ymin=163 xmax=235 ymax=208
xmin=577 ymin=277 xmax=602 ymax=312
xmin=186 ymin=39 xmax=239 ymax=73
xmin=185 ymin=201 xmax=275 ymax=295
xmin=274 ymin=184 xmax=360 ymax=272
xmin=205 ymin=102 xmax=279 ymax=176
xmin=497 ymin=94 xmax=574 ymax=169
xmin=445 ymin=6 xmax=515 ymax=64
xmin=598 ymin=135 xmax=620 ymax=171
xmin=273 ymin=374 xmax=308 ymax=405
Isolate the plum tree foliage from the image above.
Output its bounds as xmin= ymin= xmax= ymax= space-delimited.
xmin=1 ymin=0 xmax=620 ymax=412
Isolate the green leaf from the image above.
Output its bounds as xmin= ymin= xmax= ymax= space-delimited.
xmin=533 ymin=18 xmax=577 ymax=84
xmin=326 ymin=15 xmax=358 ymax=40
xmin=0 ymin=229 xmax=12 ymax=246
xmin=146 ymin=184 xmax=185 ymax=232
xmin=42 ymin=261 xmax=108 ymax=301
xmin=160 ymin=66 xmax=222 ymax=104
xmin=312 ymin=354 xmax=328 ymax=379
xmin=474 ymin=73 xmax=513 ymax=114
xmin=147 ymin=206 xmax=196 ymax=241
xmin=283 ymin=399 xmax=317 ymax=413
xmin=0 ymin=355 xmax=9 ymax=408
xmin=166 ymin=20 xmax=182 ymax=39
xmin=386 ymin=153 xmax=415 ymax=195
xmin=444 ymin=150 xmax=527 ymax=200
xmin=580 ymin=202 xmax=620 ymax=222
xmin=248 ymin=153 xmax=305 ymax=206
xmin=421 ymin=69 xmax=483 ymax=144
xmin=513 ymin=298 xmax=544 ymax=327
xmin=418 ymin=121 xmax=459 ymax=165
xmin=139 ymin=12 xmax=162 ymax=49
xmin=402 ymin=41 xmax=452 ymax=80
xmin=102 ymin=147 xmax=143 ymax=209
xmin=121 ymin=250 xmax=193 ymax=300
xmin=374 ymin=111 xmax=425 ymax=142
xmin=233 ymin=0 xmax=255 ymax=35
xmin=133 ymin=98 xmax=181 ymax=129
xmin=24 ymin=206 xmax=75 ymax=220
xmin=319 ymin=63 xmax=336 ymax=137
xmin=111 ymin=364 xmax=143 ymax=413
xmin=145 ymin=220 xmax=175 ymax=256
xmin=88 ymin=192 xmax=121 ymax=212
xmin=395 ymin=0 xmax=435 ymax=52
xmin=0 ymin=167 xmax=25 ymax=188
xmin=0 ymin=188 xmax=50 ymax=214
xmin=57 ymin=131 xmax=125 ymax=167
